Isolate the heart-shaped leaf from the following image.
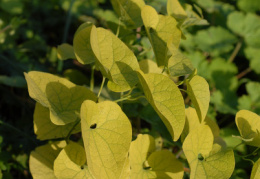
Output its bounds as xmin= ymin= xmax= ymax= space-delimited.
xmin=34 ymin=102 xmax=81 ymax=140
xmin=81 ymin=100 xmax=132 ymax=179
xmin=54 ymin=142 xmax=94 ymax=178
xmin=235 ymin=110 xmax=260 ymax=147
xmin=183 ymin=125 xmax=235 ymax=179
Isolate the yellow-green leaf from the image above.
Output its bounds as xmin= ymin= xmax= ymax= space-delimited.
xmin=235 ymin=110 xmax=260 ymax=147
xmin=46 ymin=82 xmax=96 ymax=125
xmin=73 ymin=23 xmax=96 ymax=64
xmin=181 ymin=107 xmax=220 ymax=142
xmin=81 ymin=100 xmax=132 ymax=179
xmin=251 ymin=158 xmax=260 ymax=179
xmin=137 ymin=70 xmax=185 ymax=141
xmin=29 ymin=141 xmax=66 ymax=179
xmin=167 ymin=41 xmax=194 ymax=77
xmin=54 ymin=142 xmax=94 ymax=179
xmin=139 ymin=59 xmax=163 ymax=74
xmin=34 ymin=102 xmax=81 ymax=140
xmin=129 ymin=134 xmax=183 ymax=179
xmin=24 ymin=71 xmax=74 ymax=107
xmin=110 ymin=0 xmax=145 ymax=28
xmin=90 ymin=26 xmax=140 ymax=92
xmin=167 ymin=0 xmax=187 ymax=21
xmin=57 ymin=43 xmax=76 ymax=60
xmin=187 ymin=75 xmax=210 ymax=122
xmin=25 ymin=71 xmax=97 ymax=125
xmin=142 ymin=6 xmax=181 ymax=67
xmin=183 ymin=125 xmax=235 ymax=179
xmin=141 ymin=5 xmax=159 ymax=29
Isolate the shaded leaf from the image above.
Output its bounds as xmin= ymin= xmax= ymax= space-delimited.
xmin=167 ymin=0 xmax=187 ymax=21
xmin=251 ymin=158 xmax=260 ymax=179
xmin=34 ymin=102 xmax=81 ymax=140
xmin=57 ymin=43 xmax=76 ymax=60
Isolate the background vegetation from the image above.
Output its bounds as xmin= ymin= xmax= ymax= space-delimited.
xmin=0 ymin=0 xmax=260 ymax=178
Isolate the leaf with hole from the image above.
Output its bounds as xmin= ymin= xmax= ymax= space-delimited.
xmin=80 ymin=100 xmax=132 ymax=179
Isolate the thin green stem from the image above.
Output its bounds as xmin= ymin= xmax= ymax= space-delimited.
xmin=97 ymin=77 xmax=106 ymax=98
xmin=0 ymin=24 xmax=12 ymax=34
xmin=242 ymin=147 xmax=260 ymax=158
xmin=179 ymin=88 xmax=187 ymax=93
xmin=233 ymin=142 xmax=243 ymax=150
xmin=0 ymin=120 xmax=37 ymax=145
xmin=58 ymin=0 xmax=75 ymax=73
xmin=90 ymin=65 xmax=95 ymax=91
xmin=122 ymin=86 xmax=136 ymax=97
xmin=228 ymin=41 xmax=242 ymax=63
xmin=65 ymin=119 xmax=80 ymax=143
xmin=114 ymin=95 xmax=146 ymax=103
xmin=116 ymin=18 xmax=121 ymax=37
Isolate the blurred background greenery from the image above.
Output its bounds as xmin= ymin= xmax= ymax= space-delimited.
xmin=0 ymin=0 xmax=260 ymax=178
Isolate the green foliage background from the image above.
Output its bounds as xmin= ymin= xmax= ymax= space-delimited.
xmin=0 ymin=0 xmax=260 ymax=178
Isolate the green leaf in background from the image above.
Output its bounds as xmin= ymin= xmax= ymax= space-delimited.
xmin=0 ymin=0 xmax=23 ymax=14
xmin=33 ymin=102 xmax=81 ymax=141
xmin=90 ymin=26 xmax=140 ymax=92
xmin=80 ymin=100 xmax=132 ymax=179
xmin=29 ymin=141 xmax=66 ymax=179
xmin=235 ymin=110 xmax=260 ymax=147
xmin=251 ymin=158 xmax=260 ymax=179
xmin=187 ymin=75 xmax=210 ymax=122
xmin=110 ymin=0 xmax=145 ymax=28
xmin=183 ymin=125 xmax=235 ymax=179
xmin=141 ymin=5 xmax=181 ymax=67
xmin=63 ymin=69 xmax=89 ymax=86
xmin=129 ymin=134 xmax=183 ymax=178
xmin=137 ymin=70 xmax=185 ymax=141
xmin=73 ymin=23 xmax=96 ymax=64
xmin=245 ymin=47 xmax=260 ymax=74
xmin=167 ymin=0 xmax=187 ymax=21
xmin=0 ymin=75 xmax=26 ymax=88
xmin=237 ymin=0 xmax=260 ymax=13
xmin=167 ymin=41 xmax=194 ymax=77
xmin=194 ymin=26 xmax=237 ymax=56
xmin=227 ymin=12 xmax=260 ymax=48
xmin=57 ymin=43 xmax=75 ymax=61
xmin=54 ymin=142 xmax=93 ymax=178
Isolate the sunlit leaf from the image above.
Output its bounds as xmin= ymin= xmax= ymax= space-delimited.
xmin=34 ymin=102 xmax=81 ymax=140
xmin=29 ymin=141 xmax=66 ymax=179
xmin=57 ymin=43 xmax=76 ymax=60
xmin=90 ymin=26 xmax=140 ymax=92
xmin=235 ymin=110 xmax=260 ymax=147
xmin=142 ymin=5 xmax=181 ymax=67
xmin=251 ymin=158 xmax=260 ymax=179
xmin=141 ymin=5 xmax=159 ymax=29
xmin=110 ymin=0 xmax=145 ymax=28
xmin=73 ymin=23 xmax=96 ymax=64
xmin=183 ymin=125 xmax=235 ymax=179
xmin=54 ymin=142 xmax=94 ymax=179
xmin=187 ymin=75 xmax=210 ymax=122
xmin=81 ymin=100 xmax=132 ymax=179
xmin=167 ymin=0 xmax=187 ymax=21
xmin=137 ymin=70 xmax=185 ymax=141
xmin=129 ymin=134 xmax=183 ymax=178
xmin=139 ymin=59 xmax=163 ymax=74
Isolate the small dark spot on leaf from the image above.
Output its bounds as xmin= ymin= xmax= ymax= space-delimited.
xmin=198 ymin=153 xmax=204 ymax=161
xmin=80 ymin=166 xmax=84 ymax=170
xmin=143 ymin=166 xmax=151 ymax=170
xmin=90 ymin=123 xmax=97 ymax=129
